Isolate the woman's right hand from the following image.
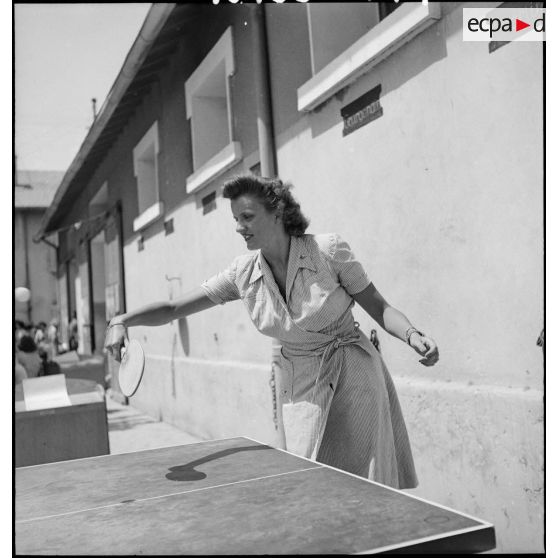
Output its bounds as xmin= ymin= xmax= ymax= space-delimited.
xmin=104 ymin=320 xmax=129 ymax=363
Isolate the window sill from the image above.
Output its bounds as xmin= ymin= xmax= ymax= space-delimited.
xmin=133 ymin=201 xmax=164 ymax=233
xmin=297 ymin=2 xmax=441 ymax=112
xmin=186 ymin=141 xmax=243 ymax=195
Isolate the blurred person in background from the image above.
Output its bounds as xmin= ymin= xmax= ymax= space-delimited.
xmin=38 ymin=348 xmax=61 ymax=377
xmin=68 ymin=311 xmax=79 ymax=351
xmin=34 ymin=321 xmax=48 ymax=348
xmin=47 ymin=318 xmax=60 ymax=358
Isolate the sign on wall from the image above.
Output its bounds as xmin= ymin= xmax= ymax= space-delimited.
xmin=341 ymin=84 xmax=383 ymax=137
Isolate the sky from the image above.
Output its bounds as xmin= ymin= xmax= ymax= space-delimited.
xmin=15 ymin=3 xmax=152 ymax=172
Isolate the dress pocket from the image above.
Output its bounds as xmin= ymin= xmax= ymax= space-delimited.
xmin=282 ymin=401 xmax=323 ymax=459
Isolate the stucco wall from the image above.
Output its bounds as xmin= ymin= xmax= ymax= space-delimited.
xmin=131 ymin=355 xmax=277 ymax=446
xmin=400 ymin=379 xmax=543 ymax=553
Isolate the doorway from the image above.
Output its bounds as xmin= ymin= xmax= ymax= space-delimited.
xmin=89 ymin=230 xmax=107 ymax=354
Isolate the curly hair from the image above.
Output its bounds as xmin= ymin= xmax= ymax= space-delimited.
xmin=222 ymin=174 xmax=310 ymax=236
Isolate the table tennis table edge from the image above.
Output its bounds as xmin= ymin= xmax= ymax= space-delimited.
xmin=242 ymin=436 xmax=495 ymax=530
xmin=352 ymin=523 xmax=495 ymax=554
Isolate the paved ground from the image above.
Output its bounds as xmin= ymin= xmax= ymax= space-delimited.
xmin=106 ymin=394 xmax=203 ymax=455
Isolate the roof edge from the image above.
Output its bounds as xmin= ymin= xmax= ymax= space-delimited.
xmin=34 ymin=3 xmax=177 ymax=241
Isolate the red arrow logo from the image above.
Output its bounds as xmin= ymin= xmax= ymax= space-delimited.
xmin=516 ymin=18 xmax=530 ymax=32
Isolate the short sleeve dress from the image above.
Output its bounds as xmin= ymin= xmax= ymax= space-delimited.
xmin=202 ymin=233 xmax=418 ymax=489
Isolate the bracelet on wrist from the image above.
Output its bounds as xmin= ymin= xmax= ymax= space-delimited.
xmin=405 ymin=326 xmax=424 ymax=345
xmin=108 ymin=322 xmax=127 ymax=330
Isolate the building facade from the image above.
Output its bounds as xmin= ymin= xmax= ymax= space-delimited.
xmin=37 ymin=3 xmax=544 ymax=552
xmin=15 ymin=170 xmax=63 ymax=325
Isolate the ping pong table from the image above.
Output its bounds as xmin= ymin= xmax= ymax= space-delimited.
xmin=16 ymin=437 xmax=496 ymax=554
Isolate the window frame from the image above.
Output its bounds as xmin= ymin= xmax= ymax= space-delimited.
xmin=297 ymin=2 xmax=441 ymax=112
xmin=184 ymin=26 xmax=242 ymax=195
xmin=132 ymin=121 xmax=163 ymax=233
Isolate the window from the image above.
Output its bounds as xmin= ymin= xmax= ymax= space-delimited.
xmin=185 ymin=27 xmax=242 ymax=194
xmin=307 ymin=4 xmax=381 ymax=75
xmin=298 ymin=2 xmax=441 ymax=112
xmin=132 ymin=121 xmax=163 ymax=232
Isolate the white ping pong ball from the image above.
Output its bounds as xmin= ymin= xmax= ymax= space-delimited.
xmin=15 ymin=287 xmax=31 ymax=303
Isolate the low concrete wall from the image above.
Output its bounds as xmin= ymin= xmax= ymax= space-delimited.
xmin=130 ymin=359 xmax=543 ymax=554
xmin=400 ymin=377 xmax=544 ymax=554
xmin=130 ymin=355 xmax=280 ymax=448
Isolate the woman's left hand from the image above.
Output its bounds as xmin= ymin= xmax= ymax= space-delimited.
xmin=409 ymin=333 xmax=439 ymax=366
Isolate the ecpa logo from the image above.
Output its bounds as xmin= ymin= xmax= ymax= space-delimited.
xmin=463 ymin=7 xmax=545 ymax=42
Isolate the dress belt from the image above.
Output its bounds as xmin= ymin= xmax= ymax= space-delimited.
xmin=307 ymin=322 xmax=361 ymax=403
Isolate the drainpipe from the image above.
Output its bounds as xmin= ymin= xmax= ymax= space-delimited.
xmin=250 ymin=5 xmax=285 ymax=449
xmin=250 ymin=5 xmax=277 ymax=179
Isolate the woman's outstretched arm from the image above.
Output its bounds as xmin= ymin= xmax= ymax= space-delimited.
xmin=110 ymin=287 xmax=216 ymax=327
xmin=104 ymin=286 xmax=216 ymax=360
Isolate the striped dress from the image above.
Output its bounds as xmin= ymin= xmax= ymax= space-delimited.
xmin=202 ymin=233 xmax=418 ymax=489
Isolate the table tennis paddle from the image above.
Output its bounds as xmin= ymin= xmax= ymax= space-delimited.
xmin=118 ymin=339 xmax=145 ymax=397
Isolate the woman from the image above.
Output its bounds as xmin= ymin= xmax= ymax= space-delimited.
xmin=105 ymin=175 xmax=439 ymax=489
